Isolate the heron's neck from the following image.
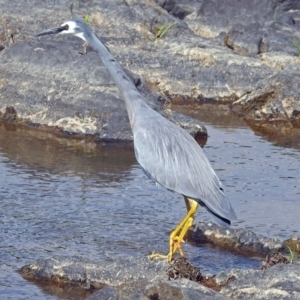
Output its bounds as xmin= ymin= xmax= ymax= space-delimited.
xmin=87 ymin=31 xmax=147 ymax=127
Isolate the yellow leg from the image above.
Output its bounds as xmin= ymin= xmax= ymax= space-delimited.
xmin=149 ymin=197 xmax=198 ymax=262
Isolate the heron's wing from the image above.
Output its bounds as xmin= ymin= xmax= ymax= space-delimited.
xmin=133 ymin=112 xmax=236 ymax=222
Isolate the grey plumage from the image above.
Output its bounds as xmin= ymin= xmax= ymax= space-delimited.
xmin=35 ymin=19 xmax=236 ymax=227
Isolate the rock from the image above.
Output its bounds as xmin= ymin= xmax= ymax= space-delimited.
xmin=156 ymin=0 xmax=300 ymax=56
xmin=21 ymin=256 xmax=168 ymax=288
xmin=20 ymin=255 xmax=229 ymax=300
xmin=221 ymin=263 xmax=300 ymax=300
xmin=20 ymin=254 xmax=300 ymax=299
xmin=156 ymin=0 xmax=300 ymax=125
xmin=0 ymin=1 xmax=207 ymax=141
xmin=89 ymin=279 xmax=230 ymax=300
xmin=167 ymin=257 xmax=202 ymax=281
xmin=186 ymin=222 xmax=284 ymax=256
xmin=1 ymin=0 xmax=299 ymax=139
xmin=215 ymin=268 xmax=256 ymax=286
xmin=260 ymin=253 xmax=290 ymax=270
xmin=231 ymin=69 xmax=300 ymax=122
xmin=283 ymin=237 xmax=300 ymax=255
xmin=0 ymin=39 xmax=205 ymax=141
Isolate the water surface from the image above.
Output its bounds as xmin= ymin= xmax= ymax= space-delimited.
xmin=0 ymin=111 xmax=299 ymax=299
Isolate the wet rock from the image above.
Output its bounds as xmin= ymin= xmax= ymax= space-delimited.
xmin=260 ymin=253 xmax=290 ymax=270
xmin=21 ymin=255 xmax=229 ymax=300
xmin=283 ymin=237 xmax=300 ymax=255
xmin=221 ymin=264 xmax=300 ymax=300
xmin=21 ymin=256 xmax=168 ymax=287
xmin=167 ymin=257 xmax=202 ymax=281
xmin=20 ymin=254 xmax=300 ymax=299
xmin=187 ymin=222 xmax=284 ymax=256
xmin=214 ymin=268 xmax=256 ymax=286
xmin=89 ymin=279 xmax=229 ymax=300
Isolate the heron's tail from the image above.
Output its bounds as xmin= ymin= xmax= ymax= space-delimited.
xmin=196 ymin=194 xmax=236 ymax=227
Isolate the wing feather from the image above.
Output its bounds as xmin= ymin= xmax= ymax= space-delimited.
xmin=133 ymin=108 xmax=236 ymax=223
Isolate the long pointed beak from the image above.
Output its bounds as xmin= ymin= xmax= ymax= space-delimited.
xmin=35 ymin=25 xmax=68 ymax=37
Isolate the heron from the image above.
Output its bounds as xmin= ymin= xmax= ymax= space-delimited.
xmin=35 ymin=19 xmax=236 ymax=261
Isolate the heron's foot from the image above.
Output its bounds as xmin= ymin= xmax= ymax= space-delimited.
xmin=149 ymin=252 xmax=169 ymax=260
xmin=149 ymin=237 xmax=185 ymax=262
xmin=149 ymin=198 xmax=198 ymax=262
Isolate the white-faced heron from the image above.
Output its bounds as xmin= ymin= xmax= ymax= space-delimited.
xmin=35 ymin=19 xmax=236 ymax=261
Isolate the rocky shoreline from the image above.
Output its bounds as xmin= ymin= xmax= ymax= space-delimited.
xmin=20 ymin=223 xmax=300 ymax=299
xmin=1 ymin=0 xmax=299 ymax=141
xmin=1 ymin=0 xmax=300 ymax=299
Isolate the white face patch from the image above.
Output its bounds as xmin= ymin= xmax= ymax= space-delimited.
xmin=60 ymin=21 xmax=77 ymax=34
xmin=59 ymin=21 xmax=87 ymax=42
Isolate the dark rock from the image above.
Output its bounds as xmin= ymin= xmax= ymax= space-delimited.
xmin=221 ymin=264 xmax=300 ymax=299
xmin=187 ymin=222 xmax=283 ymax=256
xmin=260 ymin=253 xmax=290 ymax=270
xmin=1 ymin=106 xmax=17 ymax=123
xmin=167 ymin=257 xmax=202 ymax=281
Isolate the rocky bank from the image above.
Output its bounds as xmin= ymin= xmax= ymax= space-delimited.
xmin=1 ymin=0 xmax=299 ymax=139
xmin=1 ymin=0 xmax=300 ymax=299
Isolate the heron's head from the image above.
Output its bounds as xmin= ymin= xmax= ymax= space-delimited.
xmin=35 ymin=19 xmax=88 ymax=42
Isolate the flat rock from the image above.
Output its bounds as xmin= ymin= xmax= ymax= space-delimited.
xmin=20 ymin=255 xmax=229 ymax=300
xmin=221 ymin=263 xmax=300 ymax=300
xmin=20 ymin=254 xmax=300 ymax=300
xmin=21 ymin=256 xmax=168 ymax=287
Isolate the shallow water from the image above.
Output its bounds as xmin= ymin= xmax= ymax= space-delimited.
xmin=0 ymin=110 xmax=299 ymax=299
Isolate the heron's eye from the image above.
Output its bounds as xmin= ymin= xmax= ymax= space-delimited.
xmin=58 ymin=24 xmax=69 ymax=33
